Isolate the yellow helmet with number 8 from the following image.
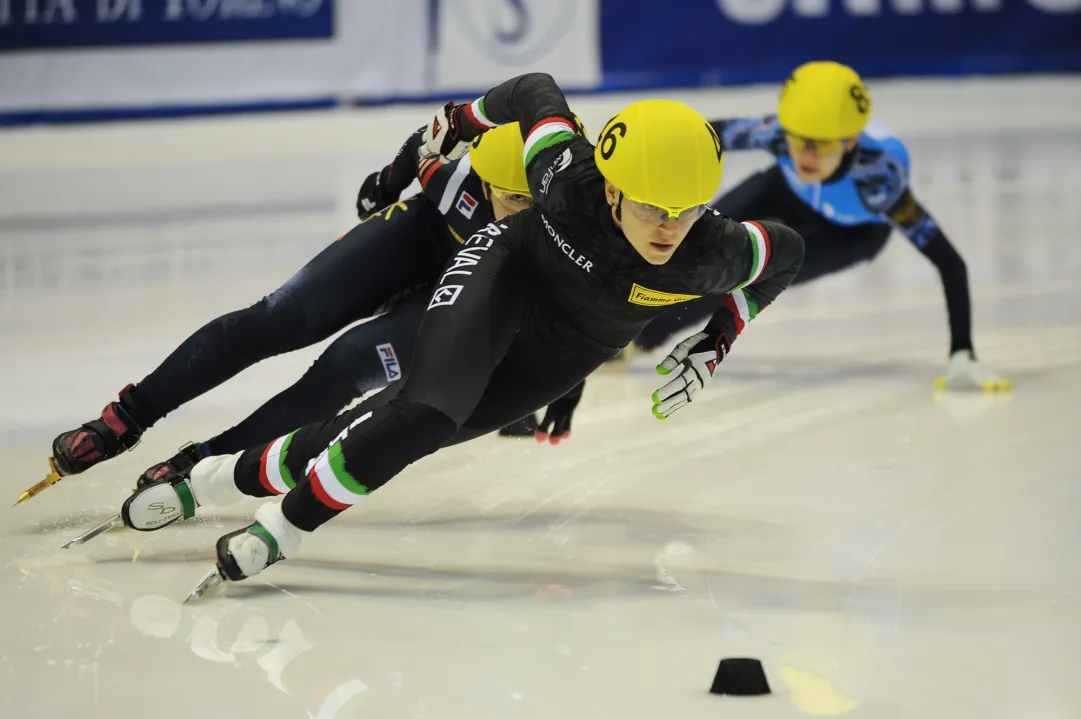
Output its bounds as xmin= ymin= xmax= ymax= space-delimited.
xmin=471 ymin=114 xmax=587 ymax=195
xmin=594 ymin=99 xmax=723 ymax=215
xmin=470 ymin=122 xmax=530 ymax=194
xmin=777 ymin=61 xmax=872 ymax=141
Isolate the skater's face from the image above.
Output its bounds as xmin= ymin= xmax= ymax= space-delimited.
xmin=484 ymin=184 xmax=533 ymax=221
xmin=786 ymin=135 xmax=858 ymax=182
xmin=605 ymin=181 xmax=699 ymax=265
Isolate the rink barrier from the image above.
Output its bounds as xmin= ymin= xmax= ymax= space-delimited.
xmin=1 ymin=0 xmax=1078 ymax=126
xmin=0 ymin=97 xmax=338 ymax=127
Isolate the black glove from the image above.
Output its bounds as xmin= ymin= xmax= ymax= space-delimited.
xmin=535 ymin=382 xmax=584 ymax=445
xmin=356 ymin=170 xmax=391 ymax=221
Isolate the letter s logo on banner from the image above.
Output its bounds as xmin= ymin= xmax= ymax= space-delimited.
xmin=435 ymin=0 xmax=599 ymax=92
xmin=456 ymin=0 xmax=579 ymax=63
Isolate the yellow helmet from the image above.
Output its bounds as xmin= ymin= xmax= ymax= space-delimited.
xmin=470 ymin=114 xmax=588 ymax=195
xmin=594 ymin=99 xmax=723 ymax=214
xmin=470 ymin=122 xmax=529 ymax=194
xmin=777 ymin=61 xmax=872 ymax=140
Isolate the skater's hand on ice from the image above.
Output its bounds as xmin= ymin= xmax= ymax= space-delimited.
xmin=421 ymin=102 xmax=472 ymax=162
xmin=652 ymin=332 xmax=728 ymax=419
xmin=535 ymin=383 xmax=584 ymax=445
xmin=935 ymin=350 xmax=1012 ymax=392
xmin=356 ymin=171 xmax=393 ymax=220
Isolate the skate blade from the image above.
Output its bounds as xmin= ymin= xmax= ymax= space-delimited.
xmin=61 ymin=514 xmax=125 ymax=549
xmin=14 ymin=457 xmax=65 ymax=506
xmin=184 ymin=567 xmax=226 ymax=604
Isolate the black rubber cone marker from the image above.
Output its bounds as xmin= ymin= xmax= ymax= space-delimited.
xmin=710 ymin=657 xmax=771 ymax=696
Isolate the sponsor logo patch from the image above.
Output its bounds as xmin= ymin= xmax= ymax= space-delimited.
xmin=626 ymin=283 xmax=702 ymax=307
xmin=428 ymin=285 xmax=464 ymax=309
xmin=456 ymin=191 xmax=478 ymax=218
xmin=540 ymin=147 xmax=573 ymax=194
xmin=376 ymin=343 xmax=401 ymax=382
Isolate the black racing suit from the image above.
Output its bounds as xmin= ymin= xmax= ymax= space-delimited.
xmin=125 ymin=126 xmax=507 ymax=457
xmin=223 ymin=73 xmax=805 ymax=531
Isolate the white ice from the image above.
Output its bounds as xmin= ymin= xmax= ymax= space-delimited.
xmin=1 ymin=76 xmax=1079 ymax=719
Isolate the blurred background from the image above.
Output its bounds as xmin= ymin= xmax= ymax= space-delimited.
xmin=0 ymin=0 xmax=1079 ymax=122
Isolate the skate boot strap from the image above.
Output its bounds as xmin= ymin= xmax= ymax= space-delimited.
xmin=116 ymin=384 xmax=156 ymax=434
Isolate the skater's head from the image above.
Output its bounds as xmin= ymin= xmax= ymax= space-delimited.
xmin=595 ymin=100 xmax=724 ymax=265
xmin=471 ymin=122 xmax=534 ymax=220
xmin=778 ymin=61 xmax=871 ymax=183
xmin=472 ymin=116 xmax=587 ymax=220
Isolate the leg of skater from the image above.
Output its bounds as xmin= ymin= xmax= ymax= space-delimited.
xmin=45 ymin=198 xmax=447 ymax=483
xmin=191 ymin=227 xmax=535 ymax=588
xmin=137 ymin=293 xmax=430 ymax=486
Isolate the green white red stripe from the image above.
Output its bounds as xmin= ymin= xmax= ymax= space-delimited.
xmin=309 ymin=441 xmax=369 ymax=511
xmin=464 ymin=98 xmax=498 ymax=129
xmin=523 ymin=117 xmax=577 ymax=166
xmin=258 ymin=432 xmax=297 ymax=496
xmin=734 ymin=221 xmax=771 ymax=290
xmin=724 ymin=288 xmax=759 ymax=336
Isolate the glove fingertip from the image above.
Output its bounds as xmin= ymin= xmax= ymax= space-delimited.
xmin=535 ymin=432 xmax=548 ymax=443
xmin=655 ymin=363 xmax=671 ymax=376
xmin=651 ymin=406 xmax=666 ymax=421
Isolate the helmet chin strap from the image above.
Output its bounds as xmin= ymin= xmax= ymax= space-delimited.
xmin=613 ymin=190 xmax=624 ymax=224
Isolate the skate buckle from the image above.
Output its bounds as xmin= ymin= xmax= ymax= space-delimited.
xmin=61 ymin=513 xmax=125 ymax=549
xmin=14 ymin=457 xmax=65 ymax=506
xmin=184 ymin=567 xmax=226 ymax=604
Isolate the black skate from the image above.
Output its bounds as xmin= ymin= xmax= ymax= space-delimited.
xmin=137 ymin=442 xmax=210 ymax=488
xmin=51 ymin=384 xmax=152 ymax=476
xmin=17 ymin=385 xmax=153 ymax=505
xmin=498 ymin=413 xmax=538 ymax=438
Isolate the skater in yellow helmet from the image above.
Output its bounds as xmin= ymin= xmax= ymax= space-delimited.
xmin=636 ymin=61 xmax=1009 ymax=392
xmin=91 ymin=73 xmax=804 ymax=596
xmin=32 ymin=118 xmax=582 ymax=511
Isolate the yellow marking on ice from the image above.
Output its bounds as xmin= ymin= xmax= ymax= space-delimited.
xmin=778 ymin=666 xmax=860 ymax=716
xmin=131 ymin=546 xmax=141 ymax=563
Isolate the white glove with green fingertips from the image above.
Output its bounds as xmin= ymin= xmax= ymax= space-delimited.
xmin=651 ymin=331 xmax=728 ymax=419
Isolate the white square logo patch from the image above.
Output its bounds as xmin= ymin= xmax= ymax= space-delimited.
xmin=428 ymin=285 xmax=463 ymax=309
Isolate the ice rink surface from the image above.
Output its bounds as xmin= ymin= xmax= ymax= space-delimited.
xmin=1 ymin=76 xmax=1079 ymax=718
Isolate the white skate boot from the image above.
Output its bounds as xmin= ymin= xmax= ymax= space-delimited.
xmin=61 ymin=453 xmax=244 ymax=548
xmin=186 ymin=502 xmax=307 ymax=603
